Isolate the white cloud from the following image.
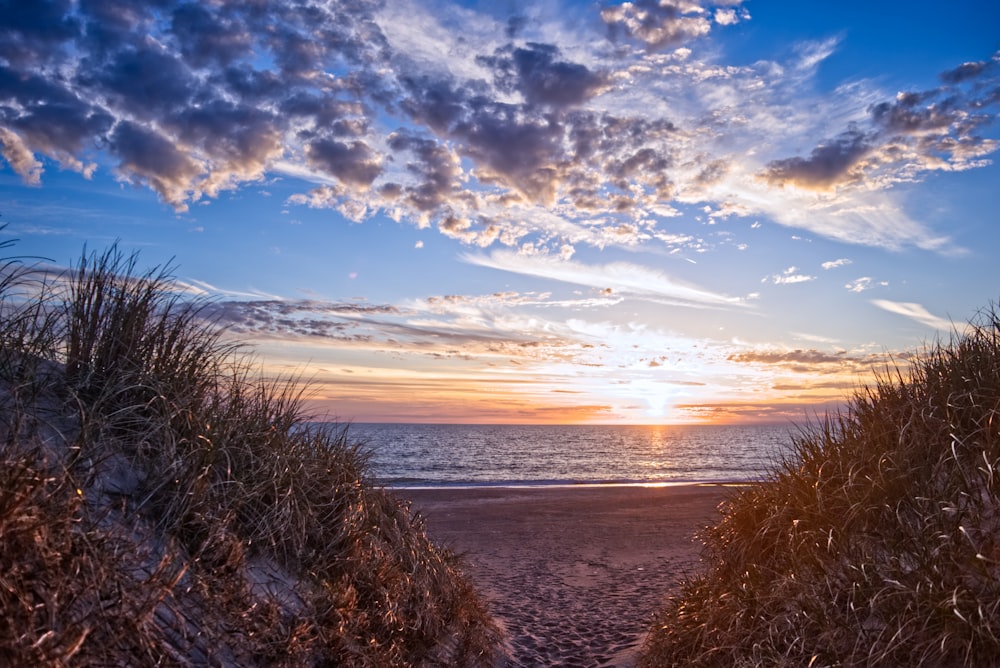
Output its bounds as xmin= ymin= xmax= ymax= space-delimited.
xmin=845 ymin=277 xmax=887 ymax=292
xmin=462 ymin=250 xmax=744 ymax=308
xmin=822 ymin=258 xmax=852 ymax=270
xmin=871 ymin=299 xmax=955 ymax=331
xmin=768 ymin=266 xmax=815 ymax=285
xmin=713 ymin=9 xmax=740 ymax=26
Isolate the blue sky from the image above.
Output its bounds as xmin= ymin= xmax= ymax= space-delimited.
xmin=1 ymin=0 xmax=998 ymax=423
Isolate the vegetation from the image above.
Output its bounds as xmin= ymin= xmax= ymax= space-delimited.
xmin=0 ymin=241 xmax=501 ymax=666
xmin=640 ymin=307 xmax=1000 ymax=666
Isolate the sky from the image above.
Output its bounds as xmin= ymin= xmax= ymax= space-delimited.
xmin=1 ymin=0 xmax=998 ymax=425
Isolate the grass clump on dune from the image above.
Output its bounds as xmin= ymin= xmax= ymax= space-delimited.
xmin=0 ymin=242 xmax=501 ymax=666
xmin=640 ymin=306 xmax=1000 ymax=667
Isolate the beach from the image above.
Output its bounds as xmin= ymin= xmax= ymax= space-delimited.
xmin=400 ymin=484 xmax=733 ymax=667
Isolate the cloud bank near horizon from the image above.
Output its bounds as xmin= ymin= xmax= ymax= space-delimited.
xmin=1 ymin=0 xmax=998 ymax=258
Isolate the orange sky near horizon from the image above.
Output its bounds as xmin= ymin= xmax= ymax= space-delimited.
xmin=255 ymin=334 xmax=893 ymax=425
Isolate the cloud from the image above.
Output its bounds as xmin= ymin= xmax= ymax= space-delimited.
xmin=108 ymin=121 xmax=204 ymax=209
xmin=940 ymin=59 xmax=996 ymax=85
xmin=0 ymin=127 xmax=42 ymax=184
xmin=306 ymin=138 xmax=383 ymax=188
xmin=845 ymin=277 xmax=886 ymax=293
xmin=822 ymin=258 xmax=852 ymax=270
xmin=727 ymin=348 xmax=892 ymax=375
xmin=477 ymin=42 xmax=609 ymax=108
xmin=385 ymin=130 xmax=462 ymax=213
xmin=601 ymin=1 xmax=717 ymax=51
xmin=766 ymin=266 xmax=815 ymax=285
xmin=170 ymin=3 xmax=253 ymax=68
xmin=0 ymin=0 xmax=995 ymax=254
xmin=871 ymin=299 xmax=955 ymax=331
xmin=760 ymin=60 xmax=1000 ymax=195
xmin=713 ymin=8 xmax=745 ymax=26
xmin=0 ymin=0 xmax=80 ymax=68
xmin=744 ymin=184 xmax=955 ymax=252
xmin=463 ymin=250 xmax=743 ymax=307
xmin=761 ymin=128 xmax=875 ymax=190
xmin=201 ymin=292 xmax=593 ymax=367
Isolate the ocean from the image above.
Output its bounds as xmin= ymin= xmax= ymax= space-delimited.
xmin=345 ymin=422 xmax=798 ymax=487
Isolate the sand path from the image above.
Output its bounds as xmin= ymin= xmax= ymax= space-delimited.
xmin=401 ymin=484 xmax=730 ymax=667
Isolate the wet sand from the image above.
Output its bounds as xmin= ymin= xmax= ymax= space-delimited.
xmin=400 ymin=484 xmax=732 ymax=667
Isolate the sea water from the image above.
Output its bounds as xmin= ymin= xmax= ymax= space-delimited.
xmin=344 ymin=423 xmax=798 ymax=487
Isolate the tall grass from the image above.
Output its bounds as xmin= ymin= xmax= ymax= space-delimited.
xmin=0 ymin=243 xmax=501 ymax=666
xmin=640 ymin=307 xmax=1000 ymax=667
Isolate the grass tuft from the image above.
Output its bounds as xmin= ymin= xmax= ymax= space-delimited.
xmin=639 ymin=305 xmax=1000 ymax=667
xmin=0 ymin=241 xmax=502 ymax=666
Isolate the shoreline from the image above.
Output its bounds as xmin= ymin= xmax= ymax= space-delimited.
xmin=399 ymin=483 xmax=733 ymax=667
xmin=386 ymin=479 xmax=753 ymax=491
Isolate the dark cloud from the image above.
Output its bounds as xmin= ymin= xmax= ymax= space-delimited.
xmin=220 ymin=64 xmax=286 ymax=103
xmin=761 ymin=129 xmax=874 ymax=190
xmin=168 ymin=101 xmax=282 ymax=193
xmin=477 ymin=43 xmax=608 ymax=108
xmin=457 ymin=102 xmax=564 ymax=200
xmin=306 ymin=138 xmax=383 ymax=188
xmin=0 ymin=64 xmax=90 ymax=120
xmin=81 ymin=45 xmax=197 ymax=120
xmin=399 ymin=75 xmax=476 ymax=134
xmin=940 ymin=59 xmax=995 ymax=85
xmin=0 ymin=65 xmax=113 ymax=172
xmin=170 ymin=3 xmax=253 ymax=68
xmin=387 ymin=130 xmax=461 ymax=212
xmin=870 ymin=91 xmax=956 ymax=134
xmin=506 ymin=15 xmax=528 ymax=39
xmin=400 ymin=71 xmax=569 ymax=201
xmin=109 ymin=121 xmax=203 ymax=207
xmin=76 ymin=0 xmax=169 ymax=56
xmin=280 ymin=92 xmax=362 ymax=132
xmin=0 ymin=0 xmax=79 ymax=66
xmin=7 ymin=102 xmax=112 ymax=167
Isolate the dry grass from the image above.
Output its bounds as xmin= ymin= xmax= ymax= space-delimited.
xmin=639 ymin=306 xmax=1000 ymax=667
xmin=0 ymin=241 xmax=502 ymax=666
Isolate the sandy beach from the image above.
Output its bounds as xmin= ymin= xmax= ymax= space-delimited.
xmin=400 ymin=484 xmax=733 ymax=667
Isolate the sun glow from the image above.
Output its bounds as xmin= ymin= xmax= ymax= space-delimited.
xmin=632 ymin=379 xmax=678 ymax=421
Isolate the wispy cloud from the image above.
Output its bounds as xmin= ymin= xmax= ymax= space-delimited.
xmin=871 ymin=299 xmax=955 ymax=331
xmin=462 ymin=250 xmax=745 ymax=307
xmin=728 ymin=346 xmax=906 ymax=376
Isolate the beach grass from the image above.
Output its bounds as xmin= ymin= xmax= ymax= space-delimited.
xmin=0 ymin=241 xmax=501 ymax=666
xmin=639 ymin=306 xmax=1000 ymax=666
